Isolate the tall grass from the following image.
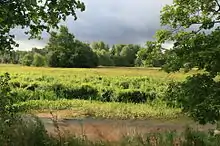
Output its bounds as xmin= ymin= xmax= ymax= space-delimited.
xmin=1 ymin=114 xmax=220 ymax=146
xmin=16 ymin=99 xmax=181 ymax=119
xmin=0 ymin=65 xmax=197 ymax=105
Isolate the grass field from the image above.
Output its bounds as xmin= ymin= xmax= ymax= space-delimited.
xmin=0 ymin=64 xmax=194 ymax=119
xmin=0 ymin=64 xmax=195 ymax=79
xmin=2 ymin=64 xmax=220 ymax=145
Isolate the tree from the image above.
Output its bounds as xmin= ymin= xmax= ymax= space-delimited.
xmin=110 ymin=44 xmax=140 ymax=67
xmin=31 ymin=47 xmax=48 ymax=56
xmin=32 ymin=53 xmax=46 ymax=67
xmin=91 ymin=41 xmax=109 ymax=51
xmin=0 ymin=0 xmax=85 ymax=51
xmin=135 ymin=41 xmax=165 ymax=67
xmin=47 ymin=51 xmax=60 ymax=67
xmin=95 ymin=49 xmax=114 ymax=66
xmin=21 ymin=53 xmax=33 ymax=66
xmin=120 ymin=44 xmax=141 ymax=66
xmin=0 ymin=51 xmax=11 ymax=63
xmin=156 ymin=0 xmax=220 ymax=124
xmin=111 ymin=44 xmax=126 ymax=56
xmin=135 ymin=48 xmax=149 ymax=67
xmin=46 ymin=26 xmax=98 ymax=68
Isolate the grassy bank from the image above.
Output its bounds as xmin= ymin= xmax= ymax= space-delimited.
xmin=1 ymin=114 xmax=219 ymax=146
xmin=16 ymin=99 xmax=181 ymax=120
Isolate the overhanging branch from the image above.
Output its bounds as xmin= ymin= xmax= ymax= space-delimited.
xmin=215 ymin=0 xmax=220 ymax=12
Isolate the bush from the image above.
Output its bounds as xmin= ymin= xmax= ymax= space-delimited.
xmin=0 ymin=115 xmax=50 ymax=146
xmin=164 ymin=74 xmax=220 ymax=125
xmin=21 ymin=53 xmax=33 ymax=66
xmin=63 ymin=84 xmax=98 ymax=100
xmin=32 ymin=53 xmax=46 ymax=67
xmin=98 ymin=87 xmax=115 ymax=102
xmin=0 ymin=73 xmax=17 ymax=117
xmin=163 ymin=81 xmax=183 ymax=108
xmin=116 ymin=89 xmax=147 ymax=103
xmin=50 ymin=83 xmax=98 ymax=100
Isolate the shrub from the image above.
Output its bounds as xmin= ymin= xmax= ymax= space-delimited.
xmin=163 ymin=81 xmax=183 ymax=108
xmin=50 ymin=83 xmax=98 ymax=100
xmin=98 ymin=87 xmax=115 ymax=102
xmin=21 ymin=53 xmax=33 ymax=66
xmin=32 ymin=53 xmax=46 ymax=67
xmin=0 ymin=115 xmax=50 ymax=146
xmin=116 ymin=89 xmax=147 ymax=103
xmin=63 ymin=84 xmax=98 ymax=100
xmin=164 ymin=74 xmax=220 ymax=125
xmin=0 ymin=73 xmax=17 ymax=117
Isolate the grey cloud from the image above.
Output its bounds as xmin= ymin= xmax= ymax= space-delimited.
xmin=12 ymin=0 xmax=173 ymax=50
xmin=69 ymin=0 xmax=173 ymax=44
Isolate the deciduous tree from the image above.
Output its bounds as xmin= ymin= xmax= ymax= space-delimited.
xmin=0 ymin=0 xmax=85 ymax=51
xmin=157 ymin=0 xmax=220 ymax=124
xmin=46 ymin=26 xmax=98 ymax=68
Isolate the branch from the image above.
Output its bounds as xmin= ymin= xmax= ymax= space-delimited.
xmin=215 ymin=0 xmax=220 ymax=11
xmin=171 ymin=26 xmax=183 ymax=33
xmin=192 ymin=27 xmax=203 ymax=34
xmin=191 ymin=20 xmax=220 ymax=25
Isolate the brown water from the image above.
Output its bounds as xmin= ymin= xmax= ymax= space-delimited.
xmin=40 ymin=116 xmax=215 ymax=141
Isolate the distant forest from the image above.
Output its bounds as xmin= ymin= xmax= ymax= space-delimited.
xmin=0 ymin=26 xmax=168 ymax=68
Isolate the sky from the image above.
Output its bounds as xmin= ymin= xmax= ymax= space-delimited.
xmin=12 ymin=0 xmax=173 ymax=51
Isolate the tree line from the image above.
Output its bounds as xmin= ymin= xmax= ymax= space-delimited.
xmin=0 ymin=26 xmax=168 ymax=68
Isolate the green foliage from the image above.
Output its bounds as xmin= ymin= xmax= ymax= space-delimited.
xmin=163 ymin=81 xmax=183 ymax=108
xmin=21 ymin=53 xmax=33 ymax=66
xmin=110 ymin=44 xmax=141 ymax=67
xmin=98 ymin=87 xmax=114 ymax=102
xmin=91 ymin=41 xmax=109 ymax=51
xmin=16 ymin=99 xmax=180 ymax=120
xmin=165 ymin=74 xmax=220 ymax=125
xmin=156 ymin=0 xmax=220 ymax=76
xmin=0 ymin=73 xmax=16 ymax=117
xmin=8 ymin=73 xmax=165 ymax=104
xmin=31 ymin=47 xmax=48 ymax=56
xmin=116 ymin=89 xmax=147 ymax=103
xmin=46 ymin=26 xmax=98 ymax=68
xmin=51 ymin=83 xmax=99 ymax=100
xmin=0 ymin=115 xmax=50 ymax=146
xmin=135 ymin=41 xmax=165 ymax=67
xmin=154 ymin=0 xmax=220 ymax=125
xmin=0 ymin=0 xmax=85 ymax=51
xmin=0 ymin=50 xmax=13 ymax=63
xmin=94 ymin=49 xmax=114 ymax=66
xmin=32 ymin=53 xmax=46 ymax=67
xmin=47 ymin=51 xmax=60 ymax=67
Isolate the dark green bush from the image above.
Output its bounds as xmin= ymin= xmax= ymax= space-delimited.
xmin=26 ymin=83 xmax=39 ymax=91
xmin=50 ymin=83 xmax=99 ymax=100
xmin=65 ymin=84 xmax=98 ymax=100
xmin=164 ymin=74 xmax=220 ymax=125
xmin=10 ymin=81 xmax=21 ymax=88
xmin=6 ymin=74 xmax=172 ymax=104
xmin=98 ymin=87 xmax=115 ymax=102
xmin=116 ymin=89 xmax=147 ymax=103
xmin=0 ymin=115 xmax=50 ymax=146
xmin=163 ymin=81 xmax=183 ymax=108
xmin=119 ymin=81 xmax=130 ymax=89
xmin=21 ymin=53 xmax=33 ymax=66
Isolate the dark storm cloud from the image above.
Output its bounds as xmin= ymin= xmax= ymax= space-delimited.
xmin=12 ymin=0 xmax=173 ymax=50
xmin=69 ymin=0 xmax=173 ymax=45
